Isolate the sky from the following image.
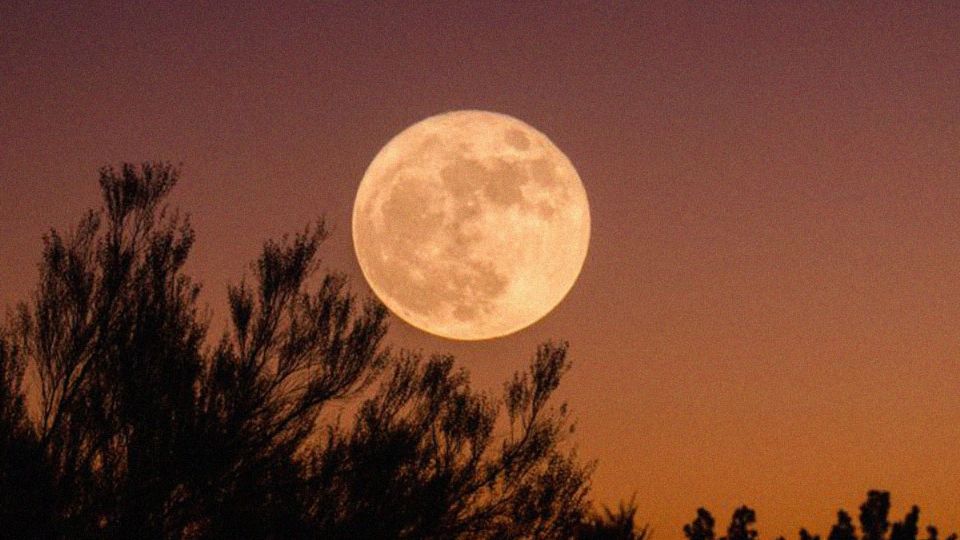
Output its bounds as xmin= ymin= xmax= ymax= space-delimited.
xmin=2 ymin=1 xmax=959 ymax=535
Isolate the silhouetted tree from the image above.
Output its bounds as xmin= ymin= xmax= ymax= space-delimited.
xmin=575 ymin=497 xmax=650 ymax=540
xmin=0 ymin=329 xmax=55 ymax=536
xmin=687 ymin=491 xmax=956 ymax=540
xmin=11 ymin=163 xmax=209 ymax=536
xmin=829 ymin=510 xmax=858 ymax=540
xmin=0 ymin=163 xmax=591 ymax=538
xmin=685 ymin=508 xmax=717 ymax=540
xmin=924 ymin=526 xmax=955 ymax=540
xmin=5 ymin=164 xmax=959 ymax=540
xmin=300 ymin=343 xmax=591 ymax=538
xmin=726 ymin=506 xmax=759 ymax=540
xmin=860 ymin=491 xmax=892 ymax=540
xmin=186 ymin=213 xmax=390 ymax=537
xmin=890 ymin=506 xmax=920 ymax=540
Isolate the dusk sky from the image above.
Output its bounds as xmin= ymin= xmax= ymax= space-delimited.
xmin=2 ymin=1 xmax=959 ymax=535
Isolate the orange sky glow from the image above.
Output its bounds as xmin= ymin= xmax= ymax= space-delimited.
xmin=2 ymin=2 xmax=959 ymax=536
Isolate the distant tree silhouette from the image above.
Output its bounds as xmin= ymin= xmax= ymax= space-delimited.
xmin=890 ymin=507 xmax=920 ymax=540
xmin=726 ymin=506 xmax=759 ymax=540
xmin=684 ymin=508 xmax=717 ymax=540
xmin=575 ymin=497 xmax=650 ymax=540
xmin=0 ymin=163 xmax=591 ymax=538
xmin=682 ymin=506 xmax=757 ymax=540
xmin=684 ymin=491 xmax=956 ymax=540
xmin=829 ymin=510 xmax=858 ymax=540
xmin=860 ymin=491 xmax=892 ymax=540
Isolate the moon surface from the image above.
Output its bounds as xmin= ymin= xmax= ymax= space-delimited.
xmin=352 ymin=110 xmax=590 ymax=340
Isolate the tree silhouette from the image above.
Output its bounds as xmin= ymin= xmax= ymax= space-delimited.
xmin=829 ymin=510 xmax=858 ymax=540
xmin=0 ymin=328 xmax=55 ymax=537
xmin=890 ymin=507 xmax=920 ymax=540
xmin=575 ymin=497 xmax=650 ymax=540
xmin=860 ymin=491 xmax=892 ymax=540
xmin=681 ymin=506 xmax=758 ymax=540
xmin=726 ymin=506 xmax=759 ymax=540
xmin=3 ymin=164 xmax=959 ymax=540
xmin=684 ymin=491 xmax=957 ymax=540
xmin=684 ymin=508 xmax=717 ymax=540
xmin=0 ymin=163 xmax=591 ymax=538
xmin=303 ymin=345 xmax=590 ymax=538
xmin=13 ymin=164 xmax=210 ymax=536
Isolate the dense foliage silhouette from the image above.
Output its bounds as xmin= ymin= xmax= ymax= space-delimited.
xmin=575 ymin=498 xmax=650 ymax=540
xmin=0 ymin=164 xmax=954 ymax=540
xmin=0 ymin=163 xmax=592 ymax=538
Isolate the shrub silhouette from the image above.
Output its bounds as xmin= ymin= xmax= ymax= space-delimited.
xmin=0 ymin=163 xmax=590 ymax=538
xmin=575 ymin=498 xmax=650 ymax=540
xmin=684 ymin=508 xmax=718 ymax=540
xmin=684 ymin=491 xmax=957 ymax=540
xmin=2 ymin=164 xmax=956 ymax=540
xmin=828 ymin=510 xmax=858 ymax=540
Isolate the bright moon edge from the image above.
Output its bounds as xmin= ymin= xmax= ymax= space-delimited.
xmin=352 ymin=110 xmax=591 ymax=341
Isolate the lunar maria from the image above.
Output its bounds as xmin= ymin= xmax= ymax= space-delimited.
xmin=352 ymin=110 xmax=590 ymax=340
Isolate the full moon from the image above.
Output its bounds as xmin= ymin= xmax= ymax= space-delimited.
xmin=352 ymin=110 xmax=590 ymax=340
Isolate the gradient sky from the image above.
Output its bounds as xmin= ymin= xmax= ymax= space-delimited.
xmin=2 ymin=1 xmax=959 ymax=536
